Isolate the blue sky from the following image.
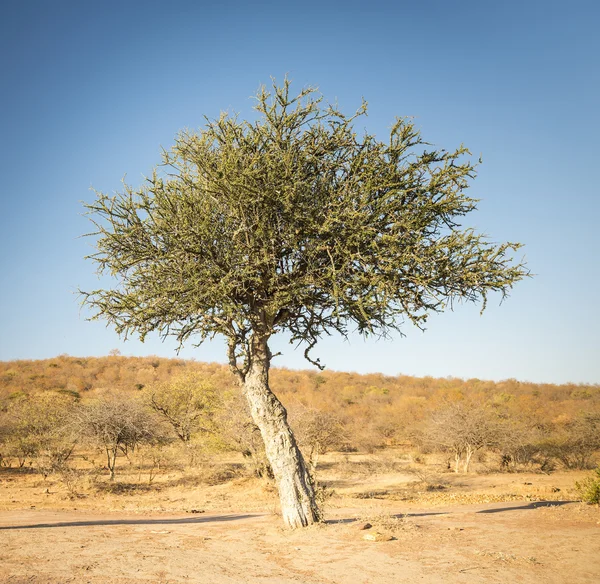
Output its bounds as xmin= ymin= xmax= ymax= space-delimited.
xmin=1 ymin=0 xmax=598 ymax=384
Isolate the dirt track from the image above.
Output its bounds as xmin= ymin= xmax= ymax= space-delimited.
xmin=1 ymin=500 xmax=599 ymax=583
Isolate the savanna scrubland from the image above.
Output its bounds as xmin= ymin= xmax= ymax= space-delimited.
xmin=1 ymin=355 xmax=599 ymax=583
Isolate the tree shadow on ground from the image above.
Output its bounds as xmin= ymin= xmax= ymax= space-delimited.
xmin=0 ymin=514 xmax=262 ymax=530
xmin=320 ymin=479 xmax=361 ymax=489
xmin=0 ymin=467 xmax=36 ymax=476
xmin=476 ymin=500 xmax=576 ymax=514
xmin=325 ymin=511 xmax=447 ymax=525
xmin=326 ymin=500 xmax=578 ymax=525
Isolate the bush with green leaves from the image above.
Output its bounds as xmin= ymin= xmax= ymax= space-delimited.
xmin=145 ymin=371 xmax=220 ymax=443
xmin=575 ymin=466 xmax=600 ymax=505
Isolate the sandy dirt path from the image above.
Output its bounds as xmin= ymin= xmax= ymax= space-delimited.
xmin=1 ymin=501 xmax=599 ymax=583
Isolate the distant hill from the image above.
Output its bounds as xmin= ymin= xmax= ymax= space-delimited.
xmin=1 ymin=356 xmax=598 ymax=450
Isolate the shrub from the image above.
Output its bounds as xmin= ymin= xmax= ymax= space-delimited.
xmin=423 ymin=401 xmax=498 ymax=473
xmin=495 ymin=417 xmax=549 ymax=472
xmin=216 ymin=390 xmax=273 ymax=478
xmin=549 ymin=414 xmax=600 ymax=470
xmin=575 ymin=466 xmax=600 ymax=505
xmin=288 ymin=404 xmax=346 ymax=472
xmin=5 ymin=392 xmax=78 ymax=472
xmin=77 ymin=395 xmax=160 ymax=480
xmin=145 ymin=372 xmax=220 ymax=443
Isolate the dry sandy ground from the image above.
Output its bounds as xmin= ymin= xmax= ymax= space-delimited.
xmin=1 ymin=461 xmax=599 ymax=583
xmin=1 ymin=499 xmax=599 ymax=584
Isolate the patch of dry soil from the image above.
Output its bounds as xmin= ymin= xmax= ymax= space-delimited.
xmin=1 ymin=501 xmax=599 ymax=583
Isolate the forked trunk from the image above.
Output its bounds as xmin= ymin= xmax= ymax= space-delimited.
xmin=463 ymin=446 xmax=474 ymax=473
xmin=242 ymin=337 xmax=320 ymax=528
xmin=454 ymin=451 xmax=461 ymax=473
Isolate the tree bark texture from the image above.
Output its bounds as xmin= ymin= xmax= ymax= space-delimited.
xmin=464 ymin=446 xmax=474 ymax=473
xmin=453 ymin=451 xmax=461 ymax=473
xmin=242 ymin=337 xmax=320 ymax=528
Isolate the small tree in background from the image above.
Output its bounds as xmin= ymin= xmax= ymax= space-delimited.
xmin=548 ymin=413 xmax=600 ymax=470
xmin=78 ymin=395 xmax=157 ymax=480
xmin=0 ymin=410 xmax=9 ymax=468
xmin=146 ymin=371 xmax=220 ymax=443
xmin=494 ymin=414 xmax=549 ymax=471
xmin=6 ymin=393 xmax=78 ymax=473
xmin=289 ymin=405 xmax=346 ymax=473
xmin=216 ymin=390 xmax=273 ymax=478
xmin=82 ymin=78 xmax=528 ymax=527
xmin=425 ymin=401 xmax=498 ymax=472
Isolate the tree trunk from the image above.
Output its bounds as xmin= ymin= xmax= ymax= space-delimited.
xmin=454 ymin=451 xmax=461 ymax=473
xmin=107 ymin=446 xmax=117 ymax=480
xmin=463 ymin=446 xmax=473 ymax=473
xmin=309 ymin=445 xmax=320 ymax=475
xmin=242 ymin=336 xmax=320 ymax=528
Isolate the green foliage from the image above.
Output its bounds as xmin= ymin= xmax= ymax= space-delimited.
xmin=57 ymin=389 xmax=81 ymax=400
xmin=571 ymin=389 xmax=593 ymax=400
xmin=575 ymin=466 xmax=600 ymax=505
xmin=82 ymin=78 xmax=528 ymax=377
xmin=145 ymin=371 xmax=221 ymax=442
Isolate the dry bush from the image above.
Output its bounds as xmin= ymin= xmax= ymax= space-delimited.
xmin=0 ymin=415 xmax=9 ymax=468
xmin=545 ymin=414 xmax=600 ymax=470
xmin=1 ymin=356 xmax=599 ymax=481
xmin=4 ymin=392 xmax=79 ymax=475
xmin=491 ymin=415 xmax=553 ymax=472
xmin=336 ymin=452 xmax=406 ymax=478
xmin=407 ymin=467 xmax=449 ymax=491
xmin=215 ymin=390 xmax=273 ymax=478
xmin=0 ymin=393 xmax=102 ymax=497
xmin=77 ymin=394 xmax=165 ymax=480
xmin=288 ymin=404 xmax=346 ymax=472
xmin=422 ymin=401 xmax=498 ymax=472
xmin=131 ymin=438 xmax=180 ymax=484
xmin=167 ymin=461 xmax=247 ymax=488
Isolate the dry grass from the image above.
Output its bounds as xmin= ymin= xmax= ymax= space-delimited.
xmin=0 ymin=447 xmax=590 ymax=519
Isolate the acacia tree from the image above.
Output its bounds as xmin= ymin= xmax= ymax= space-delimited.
xmin=146 ymin=371 xmax=220 ymax=443
xmin=78 ymin=396 xmax=156 ymax=480
xmin=289 ymin=405 xmax=346 ymax=473
xmin=425 ymin=401 xmax=498 ymax=472
xmin=82 ymin=79 xmax=528 ymax=527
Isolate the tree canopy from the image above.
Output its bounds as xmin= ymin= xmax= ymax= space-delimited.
xmin=83 ymin=78 xmax=528 ymax=380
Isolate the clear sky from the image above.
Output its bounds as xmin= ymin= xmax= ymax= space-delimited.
xmin=1 ymin=0 xmax=598 ymax=384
